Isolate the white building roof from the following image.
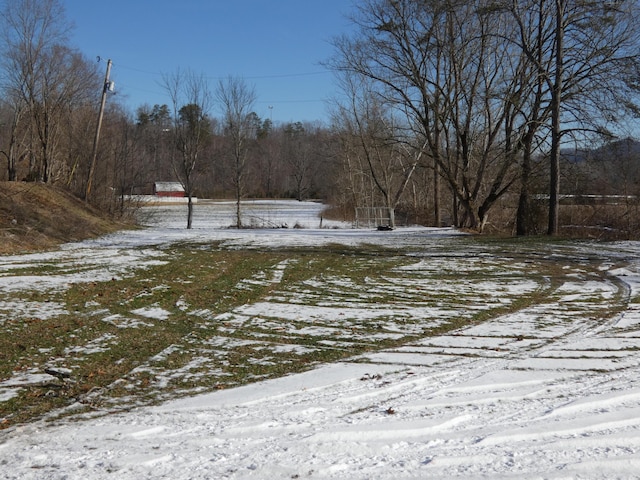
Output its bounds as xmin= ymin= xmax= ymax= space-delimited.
xmin=154 ymin=182 xmax=185 ymax=192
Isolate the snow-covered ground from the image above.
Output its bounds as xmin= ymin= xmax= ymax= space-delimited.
xmin=2 ymin=200 xmax=640 ymax=479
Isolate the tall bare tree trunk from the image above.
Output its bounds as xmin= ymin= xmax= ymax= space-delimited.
xmin=548 ymin=0 xmax=564 ymax=236
xmin=216 ymin=77 xmax=256 ymax=229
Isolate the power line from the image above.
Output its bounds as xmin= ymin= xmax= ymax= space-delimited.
xmin=256 ymin=99 xmax=324 ymax=104
xmin=121 ymin=82 xmax=326 ymax=106
xmin=113 ymin=62 xmax=332 ymax=81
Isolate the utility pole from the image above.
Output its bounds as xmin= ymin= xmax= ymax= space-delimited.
xmin=86 ymin=58 xmax=112 ymax=201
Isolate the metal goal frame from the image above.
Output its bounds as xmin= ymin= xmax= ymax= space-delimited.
xmin=354 ymin=206 xmax=393 ymax=229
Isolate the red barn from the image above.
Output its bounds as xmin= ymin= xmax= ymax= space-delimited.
xmin=153 ymin=182 xmax=185 ymax=198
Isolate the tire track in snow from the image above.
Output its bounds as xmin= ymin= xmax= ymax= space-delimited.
xmin=3 ymin=234 xmax=640 ymax=479
xmin=275 ymin=258 xmax=640 ymax=475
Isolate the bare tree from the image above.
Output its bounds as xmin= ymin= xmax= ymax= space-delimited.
xmin=108 ymin=107 xmax=145 ymax=216
xmin=163 ymin=69 xmax=212 ymax=229
xmin=331 ymin=0 xmax=524 ymax=231
xmin=0 ymin=0 xmax=97 ymax=183
xmin=332 ymin=73 xmax=426 ymax=227
xmin=281 ymin=122 xmax=312 ymax=201
xmin=501 ymin=0 xmax=556 ymax=235
xmin=0 ymin=96 xmax=27 ymax=181
xmin=252 ymin=122 xmax=280 ymax=198
xmin=216 ymin=76 xmax=257 ymax=228
xmin=136 ymin=103 xmax=173 ymax=185
xmin=504 ymin=0 xmax=640 ymax=235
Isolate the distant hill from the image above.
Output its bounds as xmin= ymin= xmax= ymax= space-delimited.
xmin=561 ymin=137 xmax=640 ymax=163
xmin=581 ymin=137 xmax=640 ymax=162
xmin=0 ymin=182 xmax=128 ymax=255
xmin=559 ymin=138 xmax=640 ymax=196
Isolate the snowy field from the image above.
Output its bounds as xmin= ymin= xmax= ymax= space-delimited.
xmin=2 ymin=200 xmax=640 ymax=479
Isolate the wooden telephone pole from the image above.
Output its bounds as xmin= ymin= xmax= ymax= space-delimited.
xmin=86 ymin=58 xmax=112 ymax=201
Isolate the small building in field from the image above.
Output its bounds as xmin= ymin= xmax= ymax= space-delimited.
xmin=153 ymin=182 xmax=185 ymax=198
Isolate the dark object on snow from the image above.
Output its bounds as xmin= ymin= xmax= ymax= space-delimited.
xmin=377 ymin=225 xmax=393 ymax=231
xmin=44 ymin=368 xmax=72 ymax=380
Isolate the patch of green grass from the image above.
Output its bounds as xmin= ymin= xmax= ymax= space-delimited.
xmin=0 ymin=240 xmax=629 ymax=428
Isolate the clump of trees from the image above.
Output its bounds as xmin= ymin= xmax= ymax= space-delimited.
xmin=0 ymin=0 xmax=100 ymax=188
xmin=1 ymin=0 xmax=640 ymax=237
xmin=329 ymin=0 xmax=640 ymax=234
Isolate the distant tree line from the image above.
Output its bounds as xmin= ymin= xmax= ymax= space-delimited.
xmin=2 ymin=0 xmax=640 ymax=237
xmin=134 ymin=72 xmax=337 ymax=228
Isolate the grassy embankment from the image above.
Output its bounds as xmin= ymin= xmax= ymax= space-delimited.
xmin=0 ymin=181 xmax=126 ymax=255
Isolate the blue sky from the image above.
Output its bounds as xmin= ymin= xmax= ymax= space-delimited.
xmin=62 ymin=1 xmax=354 ymax=124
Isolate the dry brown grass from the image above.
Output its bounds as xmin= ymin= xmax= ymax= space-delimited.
xmin=0 ymin=182 xmax=129 ymax=255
